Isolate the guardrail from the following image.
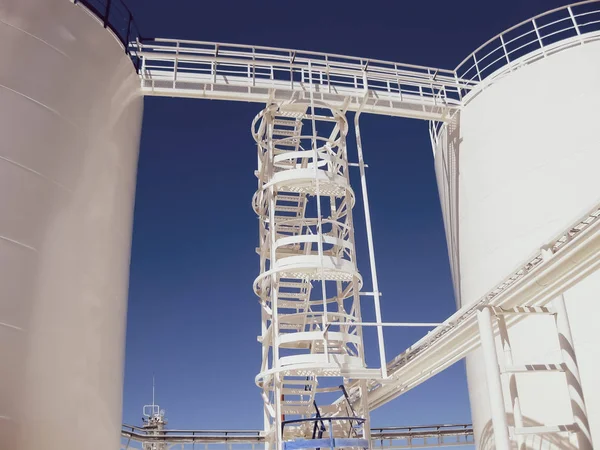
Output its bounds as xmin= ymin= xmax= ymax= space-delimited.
xmin=73 ymin=0 xmax=600 ymax=114
xmin=455 ymin=0 xmax=600 ymax=97
xmin=371 ymin=424 xmax=474 ymax=449
xmin=132 ymin=39 xmax=469 ymax=120
xmin=120 ymin=423 xmax=474 ymax=450
xmin=73 ymin=0 xmax=142 ymax=62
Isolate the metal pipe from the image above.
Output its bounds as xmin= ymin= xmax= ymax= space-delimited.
xmin=554 ymin=294 xmax=593 ymax=450
xmin=477 ymin=307 xmax=510 ymax=450
xmin=354 ymin=96 xmax=388 ymax=379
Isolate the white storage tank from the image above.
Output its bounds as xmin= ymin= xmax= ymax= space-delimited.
xmin=0 ymin=0 xmax=143 ymax=449
xmin=434 ymin=4 xmax=600 ymax=449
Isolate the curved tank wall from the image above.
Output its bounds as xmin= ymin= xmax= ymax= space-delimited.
xmin=0 ymin=1 xmax=143 ymax=449
xmin=435 ymin=39 xmax=600 ymax=448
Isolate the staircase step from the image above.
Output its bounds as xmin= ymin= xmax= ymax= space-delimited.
xmin=278 ymin=292 xmax=309 ymax=299
xmin=275 ymin=205 xmax=304 ymax=213
xmin=281 ymin=387 xmax=314 ymax=395
xmin=279 ymin=281 xmax=310 ymax=289
xmin=280 ymin=323 xmax=303 ymax=330
xmin=273 ymin=119 xmax=299 ymax=127
xmin=280 ymin=404 xmax=338 ymax=415
xmin=277 ymin=194 xmax=304 ymax=203
xmin=273 ymin=128 xmax=298 ymax=137
xmin=282 ymin=378 xmax=316 ymax=386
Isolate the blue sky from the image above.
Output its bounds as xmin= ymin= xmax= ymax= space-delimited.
xmin=120 ymin=0 xmax=573 ymax=441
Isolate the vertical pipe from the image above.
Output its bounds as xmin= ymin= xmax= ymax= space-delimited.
xmin=554 ymin=294 xmax=593 ymax=450
xmin=568 ymin=6 xmax=582 ymax=37
xmin=125 ymin=12 xmax=132 ymax=54
xmin=104 ymin=0 xmax=112 ymax=28
xmin=354 ymin=103 xmax=387 ymax=378
xmin=497 ymin=315 xmax=525 ymax=450
xmin=265 ymin=111 xmax=283 ymax=450
xmin=476 ymin=307 xmax=511 ymax=450
xmin=308 ymin=61 xmax=330 ymax=362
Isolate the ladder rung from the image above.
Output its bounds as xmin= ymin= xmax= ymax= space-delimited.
xmin=492 ymin=306 xmax=554 ymax=315
xmin=513 ymin=424 xmax=578 ymax=435
xmin=276 ymin=195 xmax=304 ymax=202
xmin=279 ymin=281 xmax=309 ymax=289
xmin=277 ymin=292 xmax=307 ymax=299
xmin=273 ymin=119 xmax=299 ymax=126
xmin=273 ymin=129 xmax=298 ymax=137
xmin=281 ymin=388 xmax=312 ymax=395
xmin=282 ymin=379 xmax=316 ymax=386
xmin=503 ymin=363 xmax=565 ymax=373
xmin=274 ymin=205 xmax=303 ymax=213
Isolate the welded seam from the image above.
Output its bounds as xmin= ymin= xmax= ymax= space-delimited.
xmin=0 ymin=321 xmax=23 ymax=332
xmin=0 ymin=18 xmax=69 ymax=58
xmin=0 ymin=235 xmax=37 ymax=252
xmin=0 ymin=155 xmax=72 ymax=194
xmin=0 ymin=83 xmax=77 ymax=128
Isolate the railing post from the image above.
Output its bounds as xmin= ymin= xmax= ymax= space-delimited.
xmin=104 ymin=0 xmax=112 ymax=28
xmin=472 ymin=53 xmax=482 ymax=82
xmin=568 ymin=6 xmax=582 ymax=40
xmin=173 ymin=41 xmax=180 ymax=89
xmin=125 ymin=12 xmax=132 ymax=54
xmin=499 ymin=34 xmax=512 ymax=71
xmin=532 ymin=19 xmax=546 ymax=57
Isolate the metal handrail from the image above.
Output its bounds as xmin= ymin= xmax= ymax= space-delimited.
xmin=73 ymin=0 xmax=143 ymax=64
xmin=120 ymin=422 xmax=473 ymax=448
xmin=455 ymin=0 xmax=600 ymax=93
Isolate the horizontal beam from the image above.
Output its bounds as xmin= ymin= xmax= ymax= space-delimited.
xmin=121 ymin=423 xmax=473 ymax=447
xmin=337 ymin=201 xmax=600 ymax=410
xmin=133 ymin=39 xmax=468 ymax=121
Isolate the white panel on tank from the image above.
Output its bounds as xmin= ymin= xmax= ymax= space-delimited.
xmin=435 ymin=39 xmax=600 ymax=448
xmin=0 ymin=0 xmax=143 ymax=449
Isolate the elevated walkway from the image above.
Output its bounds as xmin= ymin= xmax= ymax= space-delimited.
xmin=121 ymin=423 xmax=474 ymax=449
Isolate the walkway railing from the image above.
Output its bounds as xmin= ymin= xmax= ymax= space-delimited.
xmin=455 ymin=0 xmax=600 ymax=97
xmin=72 ymin=0 xmax=600 ymax=117
xmin=131 ymin=38 xmax=468 ymax=120
xmin=371 ymin=424 xmax=474 ymax=449
xmin=73 ymin=0 xmax=142 ymax=59
xmin=120 ymin=423 xmax=473 ymax=450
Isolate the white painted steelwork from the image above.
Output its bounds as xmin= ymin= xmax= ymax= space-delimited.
xmin=132 ymin=39 xmax=468 ymax=121
xmin=4 ymin=1 xmax=600 ymax=449
xmin=340 ymin=199 xmax=600 ymax=411
xmin=251 ymin=99 xmax=381 ymax=448
xmin=430 ymin=2 xmax=600 ymax=448
xmin=0 ymin=1 xmax=143 ymax=450
xmin=120 ymin=423 xmax=474 ymax=450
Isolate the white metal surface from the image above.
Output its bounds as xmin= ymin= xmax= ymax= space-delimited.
xmin=432 ymin=8 xmax=600 ymax=448
xmin=19 ymin=2 xmax=600 ymax=450
xmin=339 ymin=199 xmax=600 ymax=416
xmin=0 ymin=1 xmax=143 ymax=449
xmin=252 ymin=99 xmax=377 ymax=448
xmin=454 ymin=0 xmax=600 ymax=99
xmin=132 ymin=39 xmax=468 ymax=121
xmin=476 ymin=308 xmax=510 ymax=450
xmin=120 ymin=423 xmax=474 ymax=450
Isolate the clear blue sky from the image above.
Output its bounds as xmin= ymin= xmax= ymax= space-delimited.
xmin=120 ymin=0 xmax=572 ymax=441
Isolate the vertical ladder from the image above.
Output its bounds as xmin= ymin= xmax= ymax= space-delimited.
xmin=476 ymin=297 xmax=593 ymax=450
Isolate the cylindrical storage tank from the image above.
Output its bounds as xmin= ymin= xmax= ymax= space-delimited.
xmin=0 ymin=1 xmax=143 ymax=449
xmin=434 ymin=7 xmax=600 ymax=450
